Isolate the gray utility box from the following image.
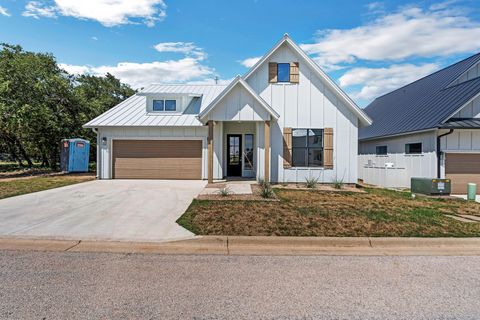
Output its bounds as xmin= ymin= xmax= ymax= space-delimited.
xmin=411 ymin=178 xmax=451 ymax=196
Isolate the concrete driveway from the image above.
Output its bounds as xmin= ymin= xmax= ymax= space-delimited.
xmin=0 ymin=180 xmax=206 ymax=242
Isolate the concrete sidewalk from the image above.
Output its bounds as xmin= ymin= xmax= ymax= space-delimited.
xmin=2 ymin=236 xmax=480 ymax=256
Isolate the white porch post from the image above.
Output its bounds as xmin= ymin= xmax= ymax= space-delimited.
xmin=264 ymin=120 xmax=270 ymax=182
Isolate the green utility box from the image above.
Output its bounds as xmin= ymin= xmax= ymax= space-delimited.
xmin=411 ymin=178 xmax=451 ymax=196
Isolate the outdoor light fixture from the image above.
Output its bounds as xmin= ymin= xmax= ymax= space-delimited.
xmin=102 ymin=137 xmax=107 ymax=145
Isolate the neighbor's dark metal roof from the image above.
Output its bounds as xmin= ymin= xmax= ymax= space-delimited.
xmin=359 ymin=53 xmax=480 ymax=140
xmin=440 ymin=118 xmax=480 ymax=129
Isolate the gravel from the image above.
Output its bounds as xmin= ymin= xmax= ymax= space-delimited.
xmin=1 ymin=251 xmax=480 ymax=319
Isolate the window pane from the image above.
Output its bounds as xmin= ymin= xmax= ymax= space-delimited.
xmin=292 ymin=148 xmax=307 ymax=167
xmin=376 ymin=146 xmax=387 ymax=155
xmin=277 ymin=63 xmax=290 ymax=82
xmin=308 ymin=129 xmax=323 ymax=147
xmin=165 ymin=100 xmax=176 ymax=111
xmin=405 ymin=143 xmax=422 ymax=154
xmin=308 ymin=148 xmax=323 ymax=167
xmin=244 ymin=134 xmax=254 ymax=170
xmin=292 ymin=129 xmax=308 ymax=147
xmin=153 ymin=100 xmax=164 ymax=111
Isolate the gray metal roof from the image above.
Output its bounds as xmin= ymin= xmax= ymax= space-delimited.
xmin=440 ymin=118 xmax=480 ymax=129
xmin=359 ymin=53 xmax=480 ymax=140
xmin=84 ymin=84 xmax=227 ymax=127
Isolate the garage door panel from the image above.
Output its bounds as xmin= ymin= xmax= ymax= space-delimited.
xmin=445 ymin=153 xmax=480 ymax=194
xmin=113 ymin=140 xmax=202 ymax=179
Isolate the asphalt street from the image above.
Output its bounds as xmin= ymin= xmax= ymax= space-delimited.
xmin=1 ymin=251 xmax=480 ymax=319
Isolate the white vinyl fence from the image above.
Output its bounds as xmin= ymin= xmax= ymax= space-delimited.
xmin=358 ymin=153 xmax=437 ymax=188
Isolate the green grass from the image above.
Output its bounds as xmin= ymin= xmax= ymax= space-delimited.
xmin=0 ymin=175 xmax=94 ymax=200
xmin=177 ymin=187 xmax=480 ymax=237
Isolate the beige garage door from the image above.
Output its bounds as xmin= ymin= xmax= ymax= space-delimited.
xmin=112 ymin=140 xmax=202 ymax=179
xmin=445 ymin=153 xmax=480 ymax=194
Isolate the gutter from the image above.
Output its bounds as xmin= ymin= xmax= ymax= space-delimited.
xmin=436 ymin=129 xmax=454 ymax=179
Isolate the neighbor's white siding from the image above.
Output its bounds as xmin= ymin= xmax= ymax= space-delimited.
xmin=246 ymin=42 xmax=359 ymax=183
xmin=451 ymin=94 xmax=480 ymax=118
xmin=96 ymin=126 xmax=225 ymax=180
xmin=358 ymin=131 xmax=437 ymax=187
xmin=450 ymin=61 xmax=480 ymax=87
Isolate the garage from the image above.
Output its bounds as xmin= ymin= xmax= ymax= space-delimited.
xmin=445 ymin=153 xmax=480 ymax=194
xmin=112 ymin=140 xmax=202 ymax=179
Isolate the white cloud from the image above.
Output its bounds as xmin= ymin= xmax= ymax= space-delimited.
xmin=91 ymin=36 xmax=98 ymax=41
xmin=23 ymin=1 xmax=57 ymax=19
xmin=0 ymin=5 xmax=11 ymax=17
xmin=59 ymin=63 xmax=92 ymax=75
xmin=239 ymin=56 xmax=261 ymax=68
xmin=23 ymin=0 xmax=167 ymax=27
xmin=154 ymin=42 xmax=206 ymax=60
xmin=60 ymin=58 xmax=215 ymax=88
xmin=339 ymin=63 xmax=440 ymax=100
xmin=301 ymin=4 xmax=480 ymax=70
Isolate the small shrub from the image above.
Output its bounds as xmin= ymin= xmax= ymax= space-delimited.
xmin=216 ymin=187 xmax=232 ymax=197
xmin=305 ymin=177 xmax=319 ymax=189
xmin=259 ymin=180 xmax=274 ymax=198
xmin=332 ymin=177 xmax=344 ymax=189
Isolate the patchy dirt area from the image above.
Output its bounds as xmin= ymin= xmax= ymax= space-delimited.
xmin=177 ymin=188 xmax=480 ymax=237
xmin=274 ymin=183 xmax=365 ymax=193
xmin=197 ymin=184 xmax=278 ymax=201
xmin=0 ymin=173 xmax=95 ymax=200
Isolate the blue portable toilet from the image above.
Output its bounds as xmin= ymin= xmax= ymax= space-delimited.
xmin=60 ymin=138 xmax=90 ymax=173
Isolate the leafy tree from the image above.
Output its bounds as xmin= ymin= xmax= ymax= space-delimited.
xmin=0 ymin=43 xmax=135 ymax=170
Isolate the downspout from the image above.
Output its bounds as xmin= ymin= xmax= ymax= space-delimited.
xmin=91 ymin=128 xmax=99 ymax=179
xmin=437 ymin=129 xmax=454 ymax=179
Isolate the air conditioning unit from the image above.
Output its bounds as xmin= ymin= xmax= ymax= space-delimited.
xmin=411 ymin=178 xmax=451 ymax=196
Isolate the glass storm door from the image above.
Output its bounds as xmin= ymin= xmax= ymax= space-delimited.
xmin=227 ymin=134 xmax=242 ymax=176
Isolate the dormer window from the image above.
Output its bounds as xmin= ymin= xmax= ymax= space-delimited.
xmin=152 ymin=99 xmax=176 ymax=112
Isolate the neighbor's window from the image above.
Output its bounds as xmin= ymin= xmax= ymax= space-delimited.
xmin=292 ymin=129 xmax=323 ymax=167
xmin=376 ymin=146 xmax=388 ymax=155
xmin=277 ymin=63 xmax=290 ymax=82
xmin=405 ymin=143 xmax=422 ymax=154
xmin=152 ymin=99 xmax=176 ymax=112
xmin=244 ymin=134 xmax=254 ymax=170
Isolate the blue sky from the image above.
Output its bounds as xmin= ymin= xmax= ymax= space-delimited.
xmin=1 ymin=0 xmax=479 ymax=106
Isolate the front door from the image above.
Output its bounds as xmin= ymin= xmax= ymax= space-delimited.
xmin=227 ymin=134 xmax=242 ymax=176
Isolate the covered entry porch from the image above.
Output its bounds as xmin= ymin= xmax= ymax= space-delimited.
xmin=206 ymin=120 xmax=271 ymax=183
xmin=197 ymin=76 xmax=280 ymax=183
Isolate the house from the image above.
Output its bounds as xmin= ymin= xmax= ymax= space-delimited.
xmin=84 ymin=34 xmax=372 ymax=183
xmin=359 ymin=53 xmax=480 ymax=194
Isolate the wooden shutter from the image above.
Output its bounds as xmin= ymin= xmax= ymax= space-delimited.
xmin=269 ymin=62 xmax=278 ymax=83
xmin=290 ymin=62 xmax=299 ymax=83
xmin=323 ymin=128 xmax=333 ymax=169
xmin=283 ymin=128 xmax=292 ymax=168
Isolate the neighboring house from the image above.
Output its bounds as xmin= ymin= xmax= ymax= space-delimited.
xmin=359 ymin=53 xmax=480 ymax=194
xmin=84 ymin=34 xmax=371 ymax=183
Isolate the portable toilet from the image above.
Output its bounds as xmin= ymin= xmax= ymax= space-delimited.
xmin=60 ymin=138 xmax=90 ymax=173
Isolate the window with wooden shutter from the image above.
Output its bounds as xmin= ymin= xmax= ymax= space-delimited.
xmin=323 ymin=128 xmax=333 ymax=169
xmin=269 ymin=62 xmax=278 ymax=83
xmin=283 ymin=127 xmax=292 ymax=168
xmin=290 ymin=62 xmax=299 ymax=83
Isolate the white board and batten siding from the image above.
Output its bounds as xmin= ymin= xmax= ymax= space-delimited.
xmin=246 ymin=42 xmax=359 ymax=183
xmin=97 ymin=126 xmax=224 ymax=180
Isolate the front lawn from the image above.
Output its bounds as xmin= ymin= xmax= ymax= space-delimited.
xmin=0 ymin=174 xmax=95 ymax=200
xmin=177 ymin=188 xmax=480 ymax=237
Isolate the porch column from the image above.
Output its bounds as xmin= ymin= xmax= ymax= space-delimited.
xmin=208 ymin=120 xmax=214 ymax=184
xmin=264 ymin=120 xmax=270 ymax=182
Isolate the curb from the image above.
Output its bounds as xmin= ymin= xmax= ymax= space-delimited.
xmin=2 ymin=236 xmax=480 ymax=256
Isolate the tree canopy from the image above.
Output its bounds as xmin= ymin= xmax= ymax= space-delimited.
xmin=0 ymin=43 xmax=136 ymax=169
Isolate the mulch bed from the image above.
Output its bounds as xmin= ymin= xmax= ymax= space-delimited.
xmin=197 ymin=184 xmax=279 ymax=201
